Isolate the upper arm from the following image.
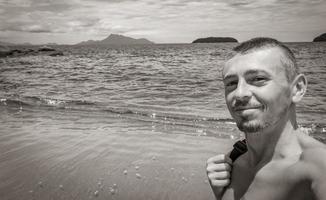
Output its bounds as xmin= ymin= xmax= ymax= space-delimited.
xmin=305 ymin=148 xmax=326 ymax=200
xmin=312 ymin=180 xmax=326 ymax=200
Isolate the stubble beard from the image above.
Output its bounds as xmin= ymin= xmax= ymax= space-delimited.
xmin=236 ymin=117 xmax=271 ymax=133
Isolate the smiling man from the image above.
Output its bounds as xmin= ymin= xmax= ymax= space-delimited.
xmin=206 ymin=38 xmax=326 ymax=200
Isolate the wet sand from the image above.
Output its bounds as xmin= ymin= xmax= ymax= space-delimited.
xmin=0 ymin=108 xmax=236 ymax=200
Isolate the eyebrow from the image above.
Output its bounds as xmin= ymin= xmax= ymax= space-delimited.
xmin=244 ymin=69 xmax=269 ymax=76
xmin=223 ymin=69 xmax=270 ymax=81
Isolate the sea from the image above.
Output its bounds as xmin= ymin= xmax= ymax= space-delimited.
xmin=0 ymin=43 xmax=325 ymax=200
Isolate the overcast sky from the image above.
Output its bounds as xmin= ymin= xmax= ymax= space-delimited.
xmin=0 ymin=0 xmax=325 ymax=44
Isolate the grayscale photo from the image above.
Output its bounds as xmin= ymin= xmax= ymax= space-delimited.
xmin=0 ymin=0 xmax=326 ymax=199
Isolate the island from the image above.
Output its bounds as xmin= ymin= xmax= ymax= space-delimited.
xmin=313 ymin=33 xmax=326 ymax=42
xmin=75 ymin=34 xmax=154 ymax=45
xmin=192 ymin=37 xmax=238 ymax=43
xmin=0 ymin=45 xmax=64 ymax=58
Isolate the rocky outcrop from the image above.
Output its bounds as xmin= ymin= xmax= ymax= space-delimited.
xmin=38 ymin=46 xmax=56 ymax=51
xmin=75 ymin=34 xmax=155 ymax=46
xmin=0 ymin=46 xmax=64 ymax=58
xmin=192 ymin=37 xmax=238 ymax=43
xmin=313 ymin=33 xmax=326 ymax=42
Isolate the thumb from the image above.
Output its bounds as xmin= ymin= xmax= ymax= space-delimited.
xmin=225 ymin=152 xmax=233 ymax=165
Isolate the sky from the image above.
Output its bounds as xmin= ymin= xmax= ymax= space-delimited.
xmin=0 ymin=0 xmax=325 ymax=44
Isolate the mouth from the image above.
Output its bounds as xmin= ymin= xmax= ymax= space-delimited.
xmin=233 ymin=106 xmax=262 ymax=112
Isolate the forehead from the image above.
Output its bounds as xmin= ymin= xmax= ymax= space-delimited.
xmin=223 ymin=47 xmax=286 ymax=78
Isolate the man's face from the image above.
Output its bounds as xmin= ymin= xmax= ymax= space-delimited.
xmin=223 ymin=47 xmax=293 ymax=133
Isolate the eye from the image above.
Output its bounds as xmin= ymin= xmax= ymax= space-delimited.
xmin=224 ymin=80 xmax=238 ymax=92
xmin=253 ymin=77 xmax=266 ymax=82
xmin=225 ymin=80 xmax=238 ymax=87
xmin=249 ymin=76 xmax=268 ymax=85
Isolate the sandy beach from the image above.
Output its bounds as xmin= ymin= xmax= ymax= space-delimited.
xmin=0 ymin=106 xmax=237 ymax=200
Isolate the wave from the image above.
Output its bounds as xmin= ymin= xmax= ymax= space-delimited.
xmin=1 ymin=96 xmax=325 ymax=136
xmin=0 ymin=96 xmax=95 ymax=108
xmin=0 ymin=96 xmax=234 ymax=123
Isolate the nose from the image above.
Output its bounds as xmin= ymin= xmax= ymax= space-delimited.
xmin=234 ymin=79 xmax=251 ymax=101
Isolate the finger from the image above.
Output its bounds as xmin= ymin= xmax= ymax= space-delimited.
xmin=208 ymin=171 xmax=230 ymax=180
xmin=207 ymin=154 xmax=231 ymax=164
xmin=207 ymin=154 xmax=224 ymax=164
xmin=207 ymin=163 xmax=231 ymax=172
xmin=210 ymin=179 xmax=230 ymax=187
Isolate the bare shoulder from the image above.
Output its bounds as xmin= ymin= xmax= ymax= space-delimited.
xmin=300 ymin=146 xmax=326 ymax=169
xmin=297 ymin=132 xmax=326 ymax=184
xmin=298 ymin=132 xmax=326 ymax=164
xmin=297 ymin=132 xmax=326 ymax=199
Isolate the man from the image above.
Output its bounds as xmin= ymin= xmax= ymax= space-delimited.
xmin=206 ymin=37 xmax=326 ymax=200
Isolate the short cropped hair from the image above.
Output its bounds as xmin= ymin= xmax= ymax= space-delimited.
xmin=233 ymin=37 xmax=299 ymax=82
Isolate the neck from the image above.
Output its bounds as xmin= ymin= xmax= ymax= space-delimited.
xmin=244 ymin=110 xmax=301 ymax=168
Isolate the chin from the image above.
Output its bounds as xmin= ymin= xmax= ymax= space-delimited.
xmin=237 ymin=119 xmax=269 ymax=133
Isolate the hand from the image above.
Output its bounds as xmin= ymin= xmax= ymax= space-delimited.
xmin=206 ymin=154 xmax=233 ymax=198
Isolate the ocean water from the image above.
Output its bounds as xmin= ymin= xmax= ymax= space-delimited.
xmin=0 ymin=43 xmax=325 ymax=200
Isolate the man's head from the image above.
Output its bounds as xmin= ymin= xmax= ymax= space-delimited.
xmin=232 ymin=37 xmax=299 ymax=82
xmin=223 ymin=37 xmax=307 ymax=133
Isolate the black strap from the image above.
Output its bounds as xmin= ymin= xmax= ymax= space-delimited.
xmin=229 ymin=139 xmax=247 ymax=162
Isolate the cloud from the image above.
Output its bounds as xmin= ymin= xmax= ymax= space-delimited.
xmin=20 ymin=24 xmax=53 ymax=33
xmin=0 ymin=0 xmax=325 ymax=44
xmin=0 ymin=0 xmax=101 ymax=34
xmin=227 ymin=0 xmax=256 ymax=7
xmin=0 ymin=22 xmax=66 ymax=33
xmin=0 ymin=0 xmax=32 ymax=7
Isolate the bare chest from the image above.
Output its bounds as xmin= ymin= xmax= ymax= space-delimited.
xmin=222 ymin=162 xmax=313 ymax=200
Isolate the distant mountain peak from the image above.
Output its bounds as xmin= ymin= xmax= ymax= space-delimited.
xmin=108 ymin=33 xmax=124 ymax=37
xmin=313 ymin=33 xmax=326 ymax=42
xmin=75 ymin=34 xmax=154 ymax=46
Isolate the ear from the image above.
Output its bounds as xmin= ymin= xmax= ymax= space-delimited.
xmin=291 ymin=74 xmax=307 ymax=103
